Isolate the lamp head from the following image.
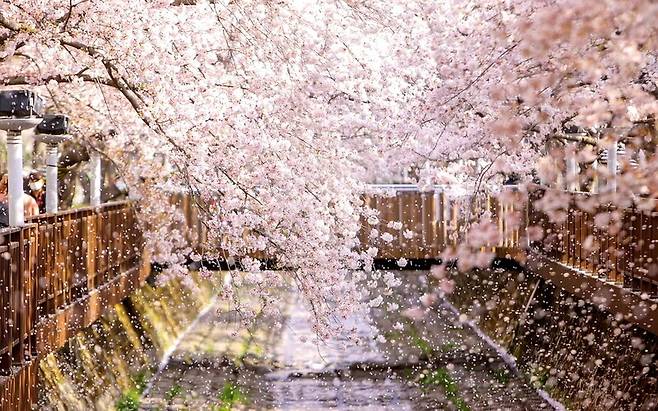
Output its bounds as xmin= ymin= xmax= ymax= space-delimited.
xmin=37 ymin=114 xmax=70 ymax=135
xmin=0 ymin=90 xmax=45 ymax=132
xmin=36 ymin=114 xmax=72 ymax=144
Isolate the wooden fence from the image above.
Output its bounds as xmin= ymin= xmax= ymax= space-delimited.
xmin=362 ymin=185 xmax=657 ymax=295
xmin=0 ymin=201 xmax=144 ymax=410
xmin=360 ymin=186 xmax=523 ymax=260
xmin=0 ymin=226 xmax=37 ymax=389
xmin=528 ymin=187 xmax=658 ymax=297
xmin=168 ymin=193 xmax=207 ymax=253
xmin=168 ymin=193 xmax=268 ymax=262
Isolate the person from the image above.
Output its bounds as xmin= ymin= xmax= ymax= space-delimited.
xmin=0 ymin=174 xmax=40 ymax=227
xmin=0 ymin=177 xmax=7 ymax=227
xmin=24 ymin=170 xmax=46 ymax=213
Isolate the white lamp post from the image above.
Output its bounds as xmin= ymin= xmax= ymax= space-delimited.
xmin=607 ymin=141 xmax=618 ymax=193
xmin=90 ymin=152 xmax=102 ymax=207
xmin=0 ymin=90 xmax=44 ymax=226
xmin=36 ymin=115 xmax=72 ymax=213
xmin=566 ymin=143 xmax=579 ymax=192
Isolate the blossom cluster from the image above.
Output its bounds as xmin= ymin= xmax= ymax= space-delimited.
xmin=1 ymin=0 xmax=655 ymax=336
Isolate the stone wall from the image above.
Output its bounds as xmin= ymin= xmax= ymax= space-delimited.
xmin=37 ymin=273 xmax=215 ymax=411
xmin=446 ymin=265 xmax=658 ymax=410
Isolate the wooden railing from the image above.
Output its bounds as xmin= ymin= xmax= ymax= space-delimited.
xmin=362 ymin=185 xmax=657 ymax=297
xmin=168 ymin=193 xmax=268 ymax=262
xmin=528 ymin=187 xmax=658 ymax=297
xmin=168 ymin=193 xmax=207 ymax=253
xmin=1 ymin=201 xmax=144 ymax=410
xmin=0 ymin=226 xmax=37 ymax=375
xmin=360 ymin=186 xmax=523 ymax=260
xmin=27 ymin=203 xmax=143 ymax=321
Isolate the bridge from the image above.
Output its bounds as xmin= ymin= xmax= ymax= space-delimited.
xmin=0 ymin=186 xmax=656 ymax=409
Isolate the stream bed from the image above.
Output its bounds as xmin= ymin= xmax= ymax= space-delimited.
xmin=141 ymin=271 xmax=555 ymax=410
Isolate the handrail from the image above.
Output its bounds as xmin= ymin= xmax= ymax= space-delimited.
xmin=361 ymin=184 xmax=656 ymax=297
xmin=360 ymin=186 xmax=522 ymax=260
xmin=1 ymin=201 xmax=143 ymax=378
xmin=24 ymin=200 xmax=133 ymax=222
xmin=0 ymin=226 xmax=23 ymax=236
xmin=528 ymin=186 xmax=658 ymax=295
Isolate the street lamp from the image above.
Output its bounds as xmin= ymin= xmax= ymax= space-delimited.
xmin=0 ymin=90 xmax=44 ymax=226
xmin=36 ymin=115 xmax=72 ymax=213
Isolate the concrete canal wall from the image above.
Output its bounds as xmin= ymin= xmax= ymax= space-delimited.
xmin=446 ymin=265 xmax=658 ymax=410
xmin=37 ymin=274 xmax=215 ymax=411
xmin=33 ymin=263 xmax=658 ymax=410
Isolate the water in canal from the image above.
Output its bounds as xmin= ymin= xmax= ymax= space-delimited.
xmin=141 ymin=271 xmax=554 ymax=410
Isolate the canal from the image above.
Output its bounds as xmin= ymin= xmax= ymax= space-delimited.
xmin=141 ymin=271 xmax=556 ymax=410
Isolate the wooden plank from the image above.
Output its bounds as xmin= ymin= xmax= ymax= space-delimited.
xmin=421 ymin=192 xmax=435 ymax=259
xmin=398 ymin=191 xmax=416 ymax=259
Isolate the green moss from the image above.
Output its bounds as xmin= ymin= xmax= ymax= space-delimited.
xmin=384 ymin=330 xmax=402 ymax=339
xmin=490 ymin=368 xmax=511 ymax=385
xmin=204 ymin=342 xmax=217 ymax=354
xmin=211 ymin=382 xmax=247 ymax=411
xmin=132 ymin=370 xmax=150 ymax=395
xmin=115 ymin=389 xmax=141 ymax=411
xmin=115 ymin=370 xmax=150 ymax=411
xmin=165 ymin=384 xmax=184 ymax=402
xmin=420 ymin=368 xmax=470 ymax=411
xmin=407 ymin=323 xmax=436 ymax=358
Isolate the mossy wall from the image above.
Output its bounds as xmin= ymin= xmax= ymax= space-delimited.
xmin=447 ymin=267 xmax=658 ymax=410
xmin=37 ymin=273 xmax=215 ymax=411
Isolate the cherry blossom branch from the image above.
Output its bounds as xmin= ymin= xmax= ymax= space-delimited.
xmin=440 ymin=42 xmax=519 ymax=107
xmin=2 ymin=73 xmax=113 ymax=86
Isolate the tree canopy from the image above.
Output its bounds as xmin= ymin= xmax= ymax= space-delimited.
xmin=1 ymin=0 xmax=656 ymax=335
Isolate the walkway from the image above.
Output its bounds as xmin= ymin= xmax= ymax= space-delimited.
xmin=141 ymin=272 xmax=554 ymax=410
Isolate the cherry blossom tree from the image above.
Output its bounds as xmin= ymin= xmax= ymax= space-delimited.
xmin=0 ymin=0 xmax=411 ymax=336
xmin=385 ymin=0 xmax=657 ymax=308
xmin=1 ymin=0 xmax=656 ymax=335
